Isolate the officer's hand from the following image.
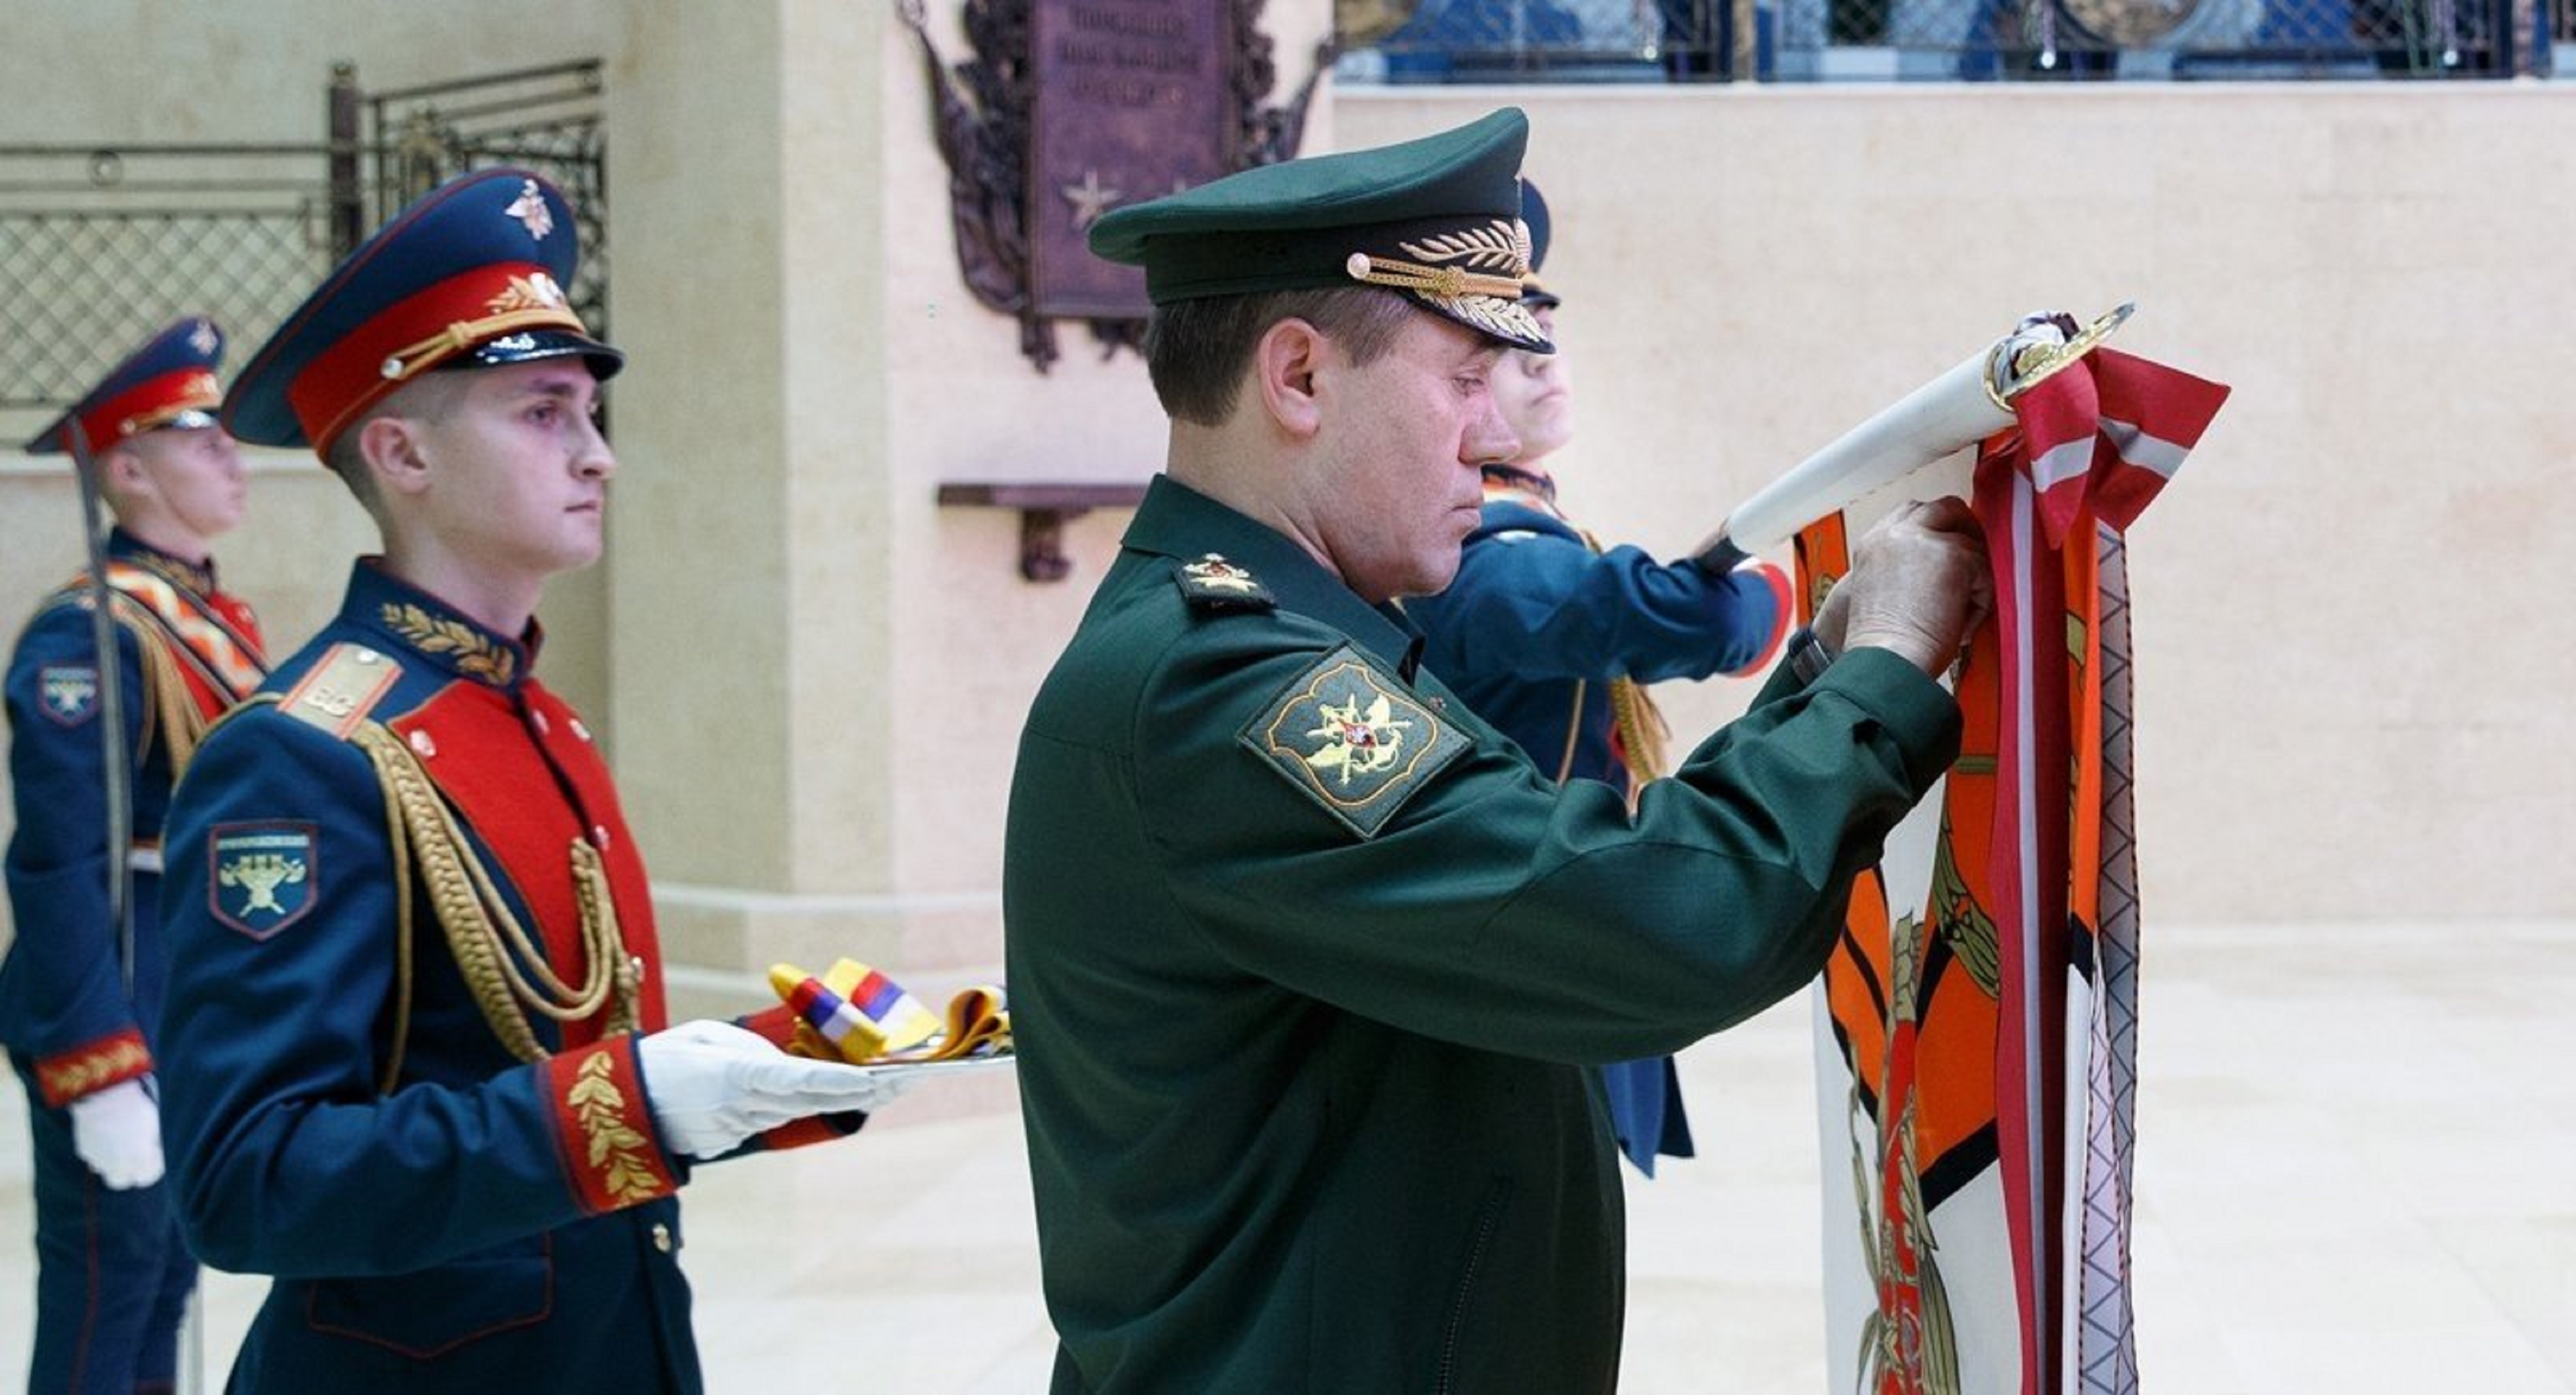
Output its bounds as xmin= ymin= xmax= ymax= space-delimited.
xmin=637 ymin=1020 xmax=916 ymax=1160
xmin=68 ymin=1077 xmax=164 ymax=1190
xmin=1821 ymin=496 xmax=1991 ymax=674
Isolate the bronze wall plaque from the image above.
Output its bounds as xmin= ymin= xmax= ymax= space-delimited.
xmin=1028 ymin=0 xmax=1237 ymax=320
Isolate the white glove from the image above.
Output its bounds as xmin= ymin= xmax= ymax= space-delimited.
xmin=68 ymin=1077 xmax=164 ymax=1190
xmin=636 ymin=1020 xmax=918 ymax=1160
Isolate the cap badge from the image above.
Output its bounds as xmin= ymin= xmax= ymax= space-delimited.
xmin=188 ymin=320 xmax=219 ymax=355
xmin=504 ymin=179 xmax=555 ymax=240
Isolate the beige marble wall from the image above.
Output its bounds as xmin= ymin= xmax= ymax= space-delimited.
xmin=1339 ymin=83 xmax=2576 ymax=924
xmin=6 ymin=10 xmax=2567 ymax=969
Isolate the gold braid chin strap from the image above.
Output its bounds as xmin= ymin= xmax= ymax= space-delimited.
xmin=349 ymin=721 xmax=640 ymax=1069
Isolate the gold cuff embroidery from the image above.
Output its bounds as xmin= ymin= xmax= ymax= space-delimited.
xmin=567 ymin=1050 xmax=664 ymax=1207
xmin=38 ymin=1036 xmax=150 ymax=1106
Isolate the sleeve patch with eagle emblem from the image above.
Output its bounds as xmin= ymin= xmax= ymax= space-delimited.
xmin=1238 ymin=645 xmax=1469 ymax=839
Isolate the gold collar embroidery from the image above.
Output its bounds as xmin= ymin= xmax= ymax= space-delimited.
xmin=379 ymin=602 xmax=518 ymax=685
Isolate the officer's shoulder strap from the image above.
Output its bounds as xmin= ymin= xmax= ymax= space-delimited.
xmin=1168 ymin=553 xmax=1276 ymax=616
xmin=272 ymin=642 xmax=406 ymax=742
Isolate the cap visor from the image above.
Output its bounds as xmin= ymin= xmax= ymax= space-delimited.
xmin=458 ymin=328 xmax=625 ymax=382
xmin=1409 ymin=291 xmax=1554 ymax=355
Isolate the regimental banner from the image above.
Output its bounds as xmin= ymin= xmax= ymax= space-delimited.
xmin=1028 ymin=0 xmax=1236 ymax=319
xmin=1802 ymin=349 xmax=2227 ymax=1395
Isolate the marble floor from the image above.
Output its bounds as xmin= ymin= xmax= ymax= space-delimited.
xmin=3 ymin=919 xmax=2569 ymax=1392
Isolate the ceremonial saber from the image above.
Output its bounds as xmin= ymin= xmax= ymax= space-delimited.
xmin=1711 ymin=304 xmax=2136 ymax=556
xmin=73 ymin=422 xmax=204 ymax=1389
xmin=65 ymin=420 xmax=136 ymax=996
xmin=68 ymin=423 xmax=201 ymax=1394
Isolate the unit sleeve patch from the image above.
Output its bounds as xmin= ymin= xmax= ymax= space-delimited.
xmin=37 ymin=665 xmax=98 ymax=726
xmin=209 ymin=820 xmax=319 ymax=940
xmin=1238 ymin=645 xmax=1470 ymax=840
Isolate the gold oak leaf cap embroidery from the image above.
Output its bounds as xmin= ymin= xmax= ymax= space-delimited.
xmin=1174 ymin=554 xmax=1275 ymax=613
xmin=1087 ymin=108 xmax=1552 ymax=354
xmin=1239 ymin=645 xmax=1471 ymax=840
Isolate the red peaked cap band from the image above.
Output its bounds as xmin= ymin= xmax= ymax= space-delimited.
xmin=23 ymin=316 xmax=226 ymax=456
xmin=222 ymin=166 xmax=621 ymax=457
xmin=284 ymin=260 xmax=588 ymax=455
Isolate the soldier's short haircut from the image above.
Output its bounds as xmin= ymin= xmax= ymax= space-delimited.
xmin=320 ymin=370 xmax=475 ymax=518
xmin=1145 ymin=287 xmax=1418 ymax=428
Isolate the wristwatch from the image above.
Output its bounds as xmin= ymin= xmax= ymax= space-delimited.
xmin=1688 ymin=534 xmax=1751 ymax=579
xmin=1786 ymin=626 xmax=1837 ymax=685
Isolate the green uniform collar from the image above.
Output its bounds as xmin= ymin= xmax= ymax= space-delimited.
xmin=1122 ymin=475 xmax=1426 ymax=676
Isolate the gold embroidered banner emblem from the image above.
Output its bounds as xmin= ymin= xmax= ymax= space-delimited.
xmin=1241 ymin=646 xmax=1469 ymax=840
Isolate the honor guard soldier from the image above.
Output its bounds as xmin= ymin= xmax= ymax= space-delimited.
xmin=152 ymin=170 xmax=902 ymax=1393
xmin=1404 ymin=179 xmax=1794 ymax=1178
xmin=1004 ymin=107 xmax=1991 ymax=1391
xmin=2 ymin=318 xmax=266 ymax=1395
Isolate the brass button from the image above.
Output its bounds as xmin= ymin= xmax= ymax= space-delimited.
xmin=407 ymin=728 xmax=437 ymax=759
xmin=570 ymin=717 xmax=593 ymax=742
xmin=651 ymin=1221 xmax=672 ymax=1254
xmin=529 ymin=708 xmax=551 ymax=736
xmin=590 ymin=825 xmax=612 ymax=851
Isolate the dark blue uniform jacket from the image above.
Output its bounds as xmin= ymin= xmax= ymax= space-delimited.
xmin=158 ymin=562 xmax=743 ymax=1394
xmin=1408 ymin=486 xmax=1791 ymax=1173
xmin=3 ymin=531 xmax=268 ymax=1103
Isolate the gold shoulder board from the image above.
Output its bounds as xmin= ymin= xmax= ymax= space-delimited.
xmin=277 ymin=643 xmax=404 ymax=741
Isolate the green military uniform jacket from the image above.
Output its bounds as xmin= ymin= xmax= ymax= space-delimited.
xmin=1004 ymin=476 xmax=1961 ymax=1393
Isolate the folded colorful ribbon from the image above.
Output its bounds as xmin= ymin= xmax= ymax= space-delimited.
xmin=768 ymin=959 xmax=1011 ymax=1065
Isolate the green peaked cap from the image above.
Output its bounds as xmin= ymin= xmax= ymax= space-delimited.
xmin=1089 ymin=107 xmax=1552 ymax=354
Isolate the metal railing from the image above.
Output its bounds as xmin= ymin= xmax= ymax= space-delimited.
xmin=1334 ymin=0 xmax=2530 ymax=78
xmin=0 ymin=145 xmax=336 ymax=410
xmin=1345 ymin=0 xmax=1730 ymax=79
xmin=0 ymin=60 xmax=606 ymax=413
